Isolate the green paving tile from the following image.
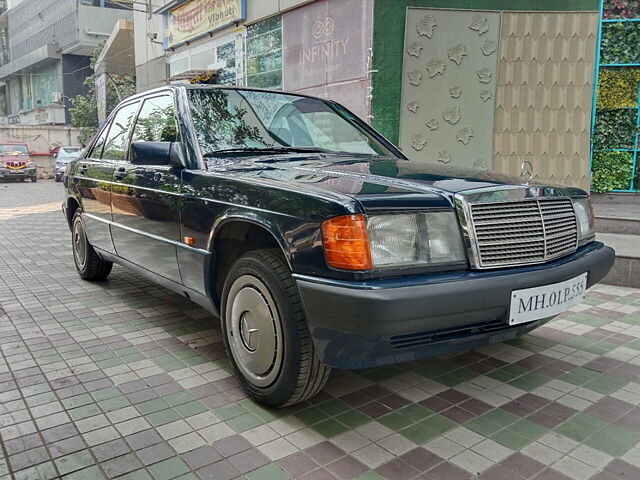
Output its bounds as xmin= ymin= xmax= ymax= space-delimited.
xmin=354 ymin=473 xmax=386 ymax=480
xmin=401 ymin=414 xmax=454 ymax=444
xmin=509 ymin=372 xmax=552 ymax=391
xmin=254 ymin=407 xmax=283 ymax=423
xmin=435 ymin=367 xmax=476 ymax=387
xmin=26 ymin=391 xmax=57 ymax=407
xmin=227 ymin=413 xmax=264 ymax=432
xmin=483 ymin=409 xmax=520 ymax=427
xmin=118 ymin=469 xmax=154 ymax=480
xmin=491 ymin=428 xmax=533 ymax=450
xmin=14 ymin=461 xmax=58 ymax=480
xmin=55 ymin=450 xmax=94 ymax=476
xmin=585 ymin=423 xmax=640 ymax=457
xmin=509 ymin=419 xmax=547 ymax=440
xmin=91 ymin=387 xmax=121 ymax=402
xmin=317 ymin=399 xmax=351 ymax=417
xmin=488 ymin=370 xmax=515 ymax=383
xmin=147 ymin=408 xmax=182 ymax=427
xmin=582 ymin=374 xmax=627 ymax=395
xmin=555 ymin=413 xmax=608 ymax=442
xmin=138 ymin=398 xmax=170 ymax=415
xmin=238 ymin=398 xmax=262 ymax=411
xmin=97 ymin=357 xmax=124 ymax=369
xmin=174 ymin=400 xmax=208 ymax=418
xmin=62 ymin=394 xmax=94 ymax=410
xmin=335 ymin=410 xmax=370 ymax=429
xmin=465 ymin=415 xmax=504 ymax=437
xmin=148 ymin=457 xmax=189 ymax=480
xmin=165 ymin=391 xmax=197 ymax=407
xmin=397 ymin=404 xmax=433 ymax=422
xmin=62 ymin=465 xmax=105 ymax=480
xmin=378 ymin=412 xmax=413 ymax=431
xmin=295 ymin=407 xmax=329 ymax=426
xmin=312 ymin=418 xmax=349 ymax=438
xmin=215 ymin=403 xmax=249 ymax=420
xmin=69 ymin=403 xmax=102 ymax=421
xmin=245 ymin=463 xmax=291 ymax=480
xmin=558 ymin=367 xmax=600 ymax=387
xmin=99 ymin=395 xmax=130 ymax=412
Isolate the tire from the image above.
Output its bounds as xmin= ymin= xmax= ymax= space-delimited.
xmin=31 ymin=176 xmax=37 ymax=182
xmin=71 ymin=210 xmax=113 ymax=281
xmin=221 ymin=249 xmax=331 ymax=407
xmin=55 ymin=176 xmax=61 ymax=182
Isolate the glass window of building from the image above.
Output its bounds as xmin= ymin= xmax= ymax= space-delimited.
xmin=245 ymin=16 xmax=282 ymax=90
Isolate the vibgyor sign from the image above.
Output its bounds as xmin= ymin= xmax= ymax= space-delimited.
xmin=166 ymin=0 xmax=245 ymax=48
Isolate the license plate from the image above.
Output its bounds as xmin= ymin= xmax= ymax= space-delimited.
xmin=509 ymin=273 xmax=588 ymax=325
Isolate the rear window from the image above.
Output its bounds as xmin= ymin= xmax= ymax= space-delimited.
xmin=61 ymin=147 xmax=80 ymax=154
xmin=0 ymin=144 xmax=28 ymax=154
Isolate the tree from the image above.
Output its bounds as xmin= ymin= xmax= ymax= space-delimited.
xmin=69 ymin=41 xmax=136 ymax=144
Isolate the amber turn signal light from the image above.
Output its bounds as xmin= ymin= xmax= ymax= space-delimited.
xmin=184 ymin=236 xmax=196 ymax=246
xmin=321 ymin=214 xmax=373 ymax=270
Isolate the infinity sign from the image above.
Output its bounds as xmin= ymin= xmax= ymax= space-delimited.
xmin=312 ymin=17 xmax=334 ymax=39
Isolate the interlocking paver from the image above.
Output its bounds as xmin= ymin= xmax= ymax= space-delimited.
xmin=2 ymin=181 xmax=640 ymax=480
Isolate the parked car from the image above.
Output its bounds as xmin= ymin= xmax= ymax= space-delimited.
xmin=0 ymin=141 xmax=37 ymax=182
xmin=54 ymin=146 xmax=82 ymax=182
xmin=62 ymin=85 xmax=615 ymax=407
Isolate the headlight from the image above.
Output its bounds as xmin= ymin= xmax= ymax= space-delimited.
xmin=321 ymin=212 xmax=466 ymax=271
xmin=572 ymin=198 xmax=595 ymax=245
xmin=367 ymin=212 xmax=466 ymax=267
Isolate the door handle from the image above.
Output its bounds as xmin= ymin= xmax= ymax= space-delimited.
xmin=114 ymin=167 xmax=126 ymax=181
xmin=153 ymin=172 xmax=164 ymax=182
xmin=78 ymin=164 xmax=87 ymax=175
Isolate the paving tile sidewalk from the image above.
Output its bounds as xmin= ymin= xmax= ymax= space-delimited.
xmin=1 ymin=180 xmax=640 ymax=480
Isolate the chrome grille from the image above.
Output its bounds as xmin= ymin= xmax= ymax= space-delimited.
xmin=469 ymin=198 xmax=577 ymax=268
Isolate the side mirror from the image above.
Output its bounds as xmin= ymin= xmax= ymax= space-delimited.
xmin=130 ymin=141 xmax=187 ymax=169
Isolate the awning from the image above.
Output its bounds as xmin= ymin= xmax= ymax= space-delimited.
xmin=94 ymin=19 xmax=135 ymax=76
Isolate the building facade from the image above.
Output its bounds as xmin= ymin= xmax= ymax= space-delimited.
xmin=130 ymin=0 xmax=599 ymax=191
xmin=0 ymin=0 xmax=132 ymax=126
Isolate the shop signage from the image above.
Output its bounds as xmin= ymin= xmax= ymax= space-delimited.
xmin=166 ymin=0 xmax=245 ymax=48
xmin=283 ymin=0 xmax=371 ymax=92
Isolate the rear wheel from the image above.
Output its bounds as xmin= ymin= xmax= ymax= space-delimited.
xmin=31 ymin=175 xmax=37 ymax=182
xmin=71 ymin=210 xmax=112 ymax=280
xmin=221 ymin=249 xmax=331 ymax=407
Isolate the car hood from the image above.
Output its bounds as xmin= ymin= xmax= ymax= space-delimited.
xmin=211 ymin=155 xmax=586 ymax=210
xmin=1 ymin=153 xmax=29 ymax=162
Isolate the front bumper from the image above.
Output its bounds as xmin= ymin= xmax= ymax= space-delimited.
xmin=295 ymin=242 xmax=615 ymax=369
xmin=0 ymin=167 xmax=37 ymax=178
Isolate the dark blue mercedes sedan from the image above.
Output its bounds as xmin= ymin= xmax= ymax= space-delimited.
xmin=62 ymin=85 xmax=615 ymax=406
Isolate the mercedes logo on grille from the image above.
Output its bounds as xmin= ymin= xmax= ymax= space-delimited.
xmin=520 ymin=159 xmax=533 ymax=184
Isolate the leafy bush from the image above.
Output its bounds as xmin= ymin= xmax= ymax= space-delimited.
xmin=597 ymin=67 xmax=640 ymax=108
xmin=593 ymin=109 xmax=638 ymax=149
xmin=601 ymin=21 xmax=640 ymax=64
xmin=604 ymin=0 xmax=640 ymax=19
xmin=592 ymin=150 xmax=634 ymax=192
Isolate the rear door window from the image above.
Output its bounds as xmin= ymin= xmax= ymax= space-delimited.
xmin=101 ymin=101 xmax=141 ymax=160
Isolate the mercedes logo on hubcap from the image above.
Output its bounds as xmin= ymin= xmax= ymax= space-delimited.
xmin=240 ymin=313 xmax=259 ymax=351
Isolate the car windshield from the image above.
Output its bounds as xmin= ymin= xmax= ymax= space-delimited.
xmin=59 ymin=147 xmax=80 ymax=156
xmin=187 ymin=89 xmax=398 ymax=158
xmin=0 ymin=144 xmax=28 ymax=154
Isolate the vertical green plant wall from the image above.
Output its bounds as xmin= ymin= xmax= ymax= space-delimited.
xmin=592 ymin=0 xmax=640 ymax=191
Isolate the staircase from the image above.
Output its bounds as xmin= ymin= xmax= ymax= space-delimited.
xmin=592 ymin=193 xmax=640 ymax=288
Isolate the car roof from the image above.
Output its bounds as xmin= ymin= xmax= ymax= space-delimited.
xmin=124 ymin=84 xmax=330 ymax=104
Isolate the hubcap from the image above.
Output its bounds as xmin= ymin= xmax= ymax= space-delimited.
xmin=73 ymin=218 xmax=87 ymax=269
xmin=225 ymin=275 xmax=283 ymax=388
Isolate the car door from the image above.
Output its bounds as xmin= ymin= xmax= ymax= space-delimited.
xmin=110 ymin=93 xmax=183 ymax=282
xmin=76 ymin=101 xmax=140 ymax=254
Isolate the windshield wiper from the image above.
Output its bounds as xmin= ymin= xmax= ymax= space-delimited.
xmin=203 ymin=147 xmax=337 ymax=157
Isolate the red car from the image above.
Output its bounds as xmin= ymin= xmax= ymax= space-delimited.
xmin=0 ymin=140 xmax=37 ymax=182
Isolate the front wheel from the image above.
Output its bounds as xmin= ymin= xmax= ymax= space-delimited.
xmin=221 ymin=249 xmax=331 ymax=407
xmin=71 ymin=210 xmax=113 ymax=280
xmin=31 ymin=175 xmax=37 ymax=182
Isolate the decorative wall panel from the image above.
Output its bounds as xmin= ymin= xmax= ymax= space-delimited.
xmin=399 ymin=8 xmax=500 ymax=170
xmin=493 ymin=12 xmax=598 ymax=190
